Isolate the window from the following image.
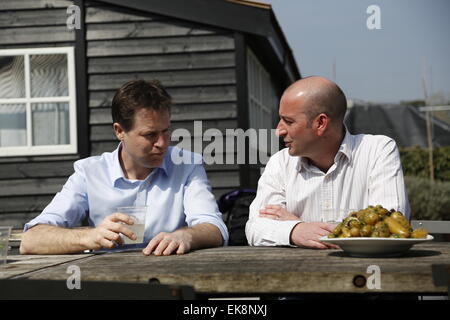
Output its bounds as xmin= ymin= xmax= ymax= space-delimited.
xmin=247 ymin=48 xmax=278 ymax=131
xmin=0 ymin=47 xmax=77 ymax=157
xmin=247 ymin=48 xmax=278 ymax=154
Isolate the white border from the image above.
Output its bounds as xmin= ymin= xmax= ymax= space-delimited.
xmin=0 ymin=47 xmax=77 ymax=157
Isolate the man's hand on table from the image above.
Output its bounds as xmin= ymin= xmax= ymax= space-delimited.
xmin=290 ymin=222 xmax=339 ymax=249
xmin=258 ymin=205 xmax=339 ymax=249
xmin=82 ymin=213 xmax=137 ymax=250
xmin=143 ymin=229 xmax=192 ymax=256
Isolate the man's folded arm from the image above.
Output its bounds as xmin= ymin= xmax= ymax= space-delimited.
xmin=245 ymin=152 xmax=300 ymax=246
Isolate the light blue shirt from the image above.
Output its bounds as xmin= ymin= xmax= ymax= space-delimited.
xmin=24 ymin=145 xmax=229 ymax=247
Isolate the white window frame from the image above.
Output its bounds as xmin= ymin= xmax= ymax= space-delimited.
xmin=0 ymin=47 xmax=77 ymax=157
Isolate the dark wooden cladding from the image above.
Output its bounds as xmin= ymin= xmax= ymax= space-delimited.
xmin=88 ymin=51 xmax=235 ymax=74
xmin=87 ymin=35 xmax=235 ymax=57
xmin=0 ymin=26 xmax=75 ymax=45
xmin=88 ymin=68 xmax=236 ymax=91
xmin=0 ymin=212 xmax=43 ymax=229
xmin=0 ymin=9 xmax=68 ymax=27
xmin=170 ymin=103 xmax=237 ymax=121
xmin=0 ymin=161 xmax=74 ymax=180
xmin=90 ymin=103 xmax=237 ymax=124
xmin=0 ymin=195 xmax=54 ymax=214
xmin=89 ymin=86 xmax=237 ymax=107
xmin=0 ymin=154 xmax=79 ymax=164
xmin=85 ymin=6 xmax=157 ymax=23
xmin=86 ymin=21 xmax=217 ymax=40
xmin=0 ymin=178 xmax=68 ymax=197
xmin=0 ymin=0 xmax=71 ymax=10
xmin=89 ymin=141 xmax=117 ymax=155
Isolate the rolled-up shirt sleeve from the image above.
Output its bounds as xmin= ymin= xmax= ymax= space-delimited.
xmin=23 ymin=160 xmax=89 ymax=232
xmin=183 ymin=163 xmax=229 ymax=246
xmin=245 ymin=152 xmax=301 ymax=246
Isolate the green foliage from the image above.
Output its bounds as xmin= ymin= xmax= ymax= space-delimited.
xmin=400 ymin=146 xmax=450 ymax=220
xmin=405 ymin=176 xmax=450 ymax=221
xmin=400 ymin=146 xmax=450 ymax=182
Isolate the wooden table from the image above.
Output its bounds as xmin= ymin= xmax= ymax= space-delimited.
xmin=2 ymin=243 xmax=449 ymax=297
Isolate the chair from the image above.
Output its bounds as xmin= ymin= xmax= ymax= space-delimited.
xmin=218 ymin=189 xmax=256 ymax=246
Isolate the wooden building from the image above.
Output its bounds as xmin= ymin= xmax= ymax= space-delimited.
xmin=0 ymin=0 xmax=300 ymax=228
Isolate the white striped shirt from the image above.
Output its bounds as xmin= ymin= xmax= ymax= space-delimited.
xmin=245 ymin=131 xmax=410 ymax=246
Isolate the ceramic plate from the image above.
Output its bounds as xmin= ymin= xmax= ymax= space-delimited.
xmin=320 ymin=235 xmax=434 ymax=257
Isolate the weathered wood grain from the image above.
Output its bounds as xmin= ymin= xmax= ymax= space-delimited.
xmin=0 ymin=26 xmax=75 ymax=45
xmin=87 ymin=51 xmax=235 ymax=74
xmin=0 ymin=195 xmax=53 ymax=214
xmin=0 ymin=161 xmax=74 ymax=180
xmin=88 ymin=68 xmax=236 ymax=91
xmin=13 ymin=244 xmax=450 ymax=294
xmin=0 ymin=254 xmax=94 ymax=280
xmin=0 ymin=212 xmax=41 ymax=229
xmin=0 ymin=9 xmax=67 ymax=27
xmin=86 ymin=21 xmax=216 ymax=40
xmin=85 ymin=6 xmax=156 ymax=23
xmin=207 ymin=171 xmax=240 ymax=189
xmin=89 ymin=86 xmax=237 ymax=107
xmin=89 ymin=103 xmax=237 ymax=125
xmin=87 ymin=35 xmax=234 ymax=57
xmin=0 ymin=177 xmax=66 ymax=197
xmin=0 ymin=0 xmax=71 ymax=10
xmin=0 ymin=154 xmax=79 ymax=164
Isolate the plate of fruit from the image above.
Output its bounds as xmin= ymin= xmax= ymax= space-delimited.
xmin=320 ymin=205 xmax=433 ymax=257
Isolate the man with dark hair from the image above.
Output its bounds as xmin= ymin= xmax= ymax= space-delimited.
xmin=21 ymin=79 xmax=228 ymax=255
xmin=245 ymin=76 xmax=410 ymax=248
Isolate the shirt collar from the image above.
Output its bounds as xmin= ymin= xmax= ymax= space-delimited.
xmin=337 ymin=128 xmax=353 ymax=162
xmin=297 ymin=127 xmax=354 ymax=172
xmin=110 ymin=143 xmax=170 ymax=186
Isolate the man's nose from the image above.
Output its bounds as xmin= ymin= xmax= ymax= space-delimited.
xmin=276 ymin=121 xmax=287 ymax=137
xmin=154 ymin=132 xmax=169 ymax=148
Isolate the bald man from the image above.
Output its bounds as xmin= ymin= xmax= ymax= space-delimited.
xmin=245 ymin=76 xmax=410 ymax=249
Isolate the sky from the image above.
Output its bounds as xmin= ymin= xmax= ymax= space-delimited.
xmin=266 ymin=0 xmax=450 ymax=104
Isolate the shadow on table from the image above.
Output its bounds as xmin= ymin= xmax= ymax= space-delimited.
xmin=328 ymin=249 xmax=441 ymax=258
xmin=6 ymin=258 xmax=21 ymax=263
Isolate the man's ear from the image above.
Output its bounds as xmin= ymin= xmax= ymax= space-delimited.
xmin=113 ymin=122 xmax=125 ymax=141
xmin=315 ymin=113 xmax=329 ymax=136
